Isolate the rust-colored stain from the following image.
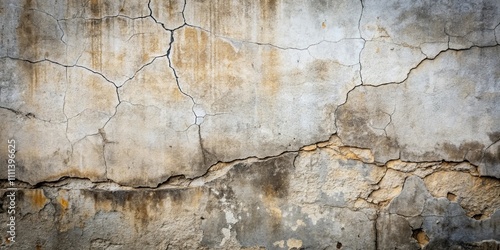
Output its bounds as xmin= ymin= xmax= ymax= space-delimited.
xmin=322 ymin=21 xmax=327 ymax=29
xmin=90 ymin=0 xmax=101 ymax=16
xmin=87 ymin=19 xmax=103 ymax=71
xmin=174 ymin=26 xmax=244 ymax=102
xmin=175 ymin=27 xmax=210 ymax=82
xmin=166 ymin=0 xmax=177 ymax=17
xmin=31 ymin=189 xmax=48 ymax=210
xmin=261 ymin=48 xmax=282 ymax=95
xmin=260 ymin=0 xmax=278 ymax=19
xmin=58 ymin=197 xmax=69 ymax=210
xmin=377 ymin=26 xmax=390 ymax=37
xmin=80 ymin=188 xmax=206 ymax=232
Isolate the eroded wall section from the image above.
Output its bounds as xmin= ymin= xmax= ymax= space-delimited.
xmin=0 ymin=0 xmax=499 ymax=249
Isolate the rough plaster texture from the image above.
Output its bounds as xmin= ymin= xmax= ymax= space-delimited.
xmin=0 ymin=0 xmax=499 ymax=249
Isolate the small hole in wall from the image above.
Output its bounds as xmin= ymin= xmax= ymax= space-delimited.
xmin=446 ymin=192 xmax=457 ymax=202
xmin=200 ymin=217 xmax=205 ymax=220
xmin=472 ymin=214 xmax=484 ymax=220
xmin=336 ymin=242 xmax=342 ymax=249
xmin=412 ymin=229 xmax=429 ymax=247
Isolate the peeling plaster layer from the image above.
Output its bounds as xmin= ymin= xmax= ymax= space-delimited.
xmin=0 ymin=0 xmax=500 ymax=248
xmin=1 ymin=138 xmax=499 ymax=249
xmin=337 ymin=46 xmax=500 ymax=177
xmin=359 ymin=0 xmax=500 ymax=85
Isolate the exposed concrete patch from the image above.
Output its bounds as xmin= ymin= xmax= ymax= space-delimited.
xmin=1 ymin=0 xmax=499 ymax=248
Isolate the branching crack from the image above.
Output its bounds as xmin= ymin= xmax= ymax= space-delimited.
xmin=334 ymin=44 xmax=500 ymax=140
xmin=165 ymin=30 xmax=198 ymax=125
xmin=1 ymin=56 xmax=118 ymax=88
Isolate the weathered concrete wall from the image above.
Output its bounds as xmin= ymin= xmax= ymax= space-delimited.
xmin=0 ymin=0 xmax=499 ymax=249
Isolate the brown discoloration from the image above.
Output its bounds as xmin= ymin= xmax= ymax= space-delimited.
xmin=338 ymin=147 xmax=361 ymax=161
xmin=86 ymin=19 xmax=103 ymax=71
xmin=16 ymin=5 xmax=41 ymax=97
xmin=260 ymin=48 xmax=282 ymax=95
xmin=31 ymin=189 xmax=48 ymax=209
xmin=237 ymin=155 xmax=291 ymax=200
xmin=81 ymin=188 xmax=204 ymax=228
xmin=337 ymin=105 xmax=400 ymax=163
xmin=223 ymin=154 xmax=295 ymax=241
xmin=424 ymin=171 xmax=500 ymax=217
xmin=412 ymin=229 xmax=430 ymax=248
xmin=308 ymin=60 xmax=334 ymax=81
xmin=43 ymin=169 xmax=105 ymax=183
xmin=488 ymin=131 xmax=500 ymax=143
xmin=257 ymin=0 xmax=279 ymax=43
xmin=24 ymin=189 xmax=49 ymax=211
xmin=17 ymin=0 xmax=37 ymax=52
xmin=377 ymin=26 xmax=390 ymax=38
xmin=441 ymin=141 xmax=484 ymax=162
xmin=58 ymin=197 xmax=69 ymax=210
xmin=446 ymin=192 xmax=457 ymax=202
xmin=174 ymin=27 xmax=210 ymax=82
xmin=173 ymin=26 xmax=252 ymax=105
xmin=482 ymin=145 xmax=500 ymax=166
xmin=165 ymin=0 xmax=178 ymax=17
xmin=260 ymin=0 xmax=278 ymax=20
xmin=55 ymin=190 xmax=70 ymax=218
xmin=90 ymin=0 xmax=101 ymax=16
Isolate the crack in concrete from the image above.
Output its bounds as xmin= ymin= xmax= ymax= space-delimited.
xmin=2 ymin=134 xmax=490 ymax=190
xmin=120 ymin=100 xmax=162 ymax=111
xmin=147 ymin=0 xmax=187 ymax=31
xmin=63 ymin=67 xmax=73 ymax=155
xmin=11 ymin=6 xmax=67 ymax=45
xmin=59 ymin=14 xmax=152 ymax=22
xmin=119 ymin=53 xmax=169 ymax=87
xmin=98 ymin=100 xmax=121 ymax=182
xmin=480 ymin=138 xmax=500 ymax=166
xmin=1 ymin=56 xmax=121 ymax=179
xmin=334 ymin=0 xmax=365 ymax=132
xmin=357 ymin=32 xmax=366 ymax=84
xmin=495 ymin=22 xmax=500 ymax=45
xmin=185 ymin=24 xmax=361 ymax=52
xmin=333 ymin=44 xmax=500 ymax=170
xmin=446 ymin=25 xmax=500 ymax=46
xmin=335 ymin=44 xmax=500 ymax=129
xmin=181 ymin=0 xmax=187 ymax=24
xmin=1 ymin=56 xmax=118 ymax=88
xmin=147 ymin=0 xmax=158 ymax=23
xmin=0 ymin=105 xmax=65 ymax=124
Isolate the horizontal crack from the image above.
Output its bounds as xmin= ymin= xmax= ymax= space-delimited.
xmin=185 ymin=24 xmax=362 ymax=51
xmin=1 ymin=133 xmax=491 ymax=190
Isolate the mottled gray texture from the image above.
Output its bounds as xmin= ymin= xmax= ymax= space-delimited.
xmin=0 ymin=0 xmax=499 ymax=249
